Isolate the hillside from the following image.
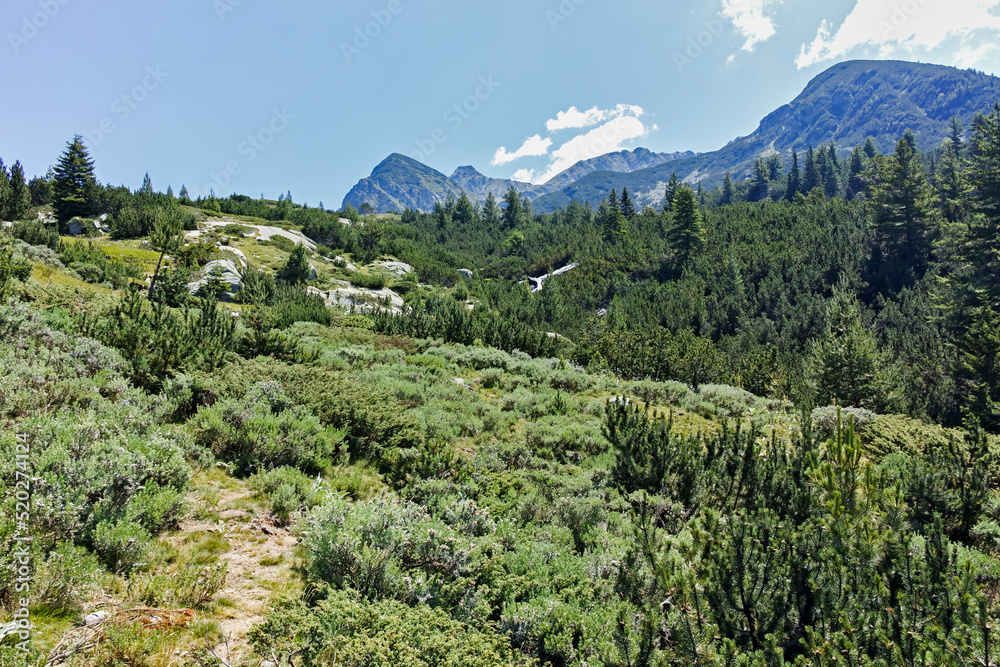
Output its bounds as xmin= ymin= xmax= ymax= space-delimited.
xmin=533 ymin=60 xmax=1000 ymax=210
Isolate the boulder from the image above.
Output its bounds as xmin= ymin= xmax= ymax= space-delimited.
xmin=187 ymin=259 xmax=243 ymax=296
xmin=374 ymin=260 xmax=413 ymax=276
xmin=459 ymin=268 xmax=473 ymax=279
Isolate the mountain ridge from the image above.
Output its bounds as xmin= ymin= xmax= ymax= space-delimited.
xmin=343 ymin=60 xmax=1000 ymax=214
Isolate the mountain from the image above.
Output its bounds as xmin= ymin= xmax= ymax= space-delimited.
xmin=343 ymin=148 xmax=694 ymax=213
xmin=532 ymin=60 xmax=1000 ymax=211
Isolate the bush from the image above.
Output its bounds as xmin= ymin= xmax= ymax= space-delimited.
xmin=92 ymin=519 xmax=151 ymax=574
xmin=249 ymin=592 xmax=533 ymax=667
xmin=191 ymin=381 xmax=346 ymax=475
xmin=699 ymin=383 xmax=762 ymax=418
xmin=302 ymin=495 xmax=470 ymax=603
xmin=811 ymin=405 xmax=878 ymax=439
xmin=222 ymin=223 xmax=253 ymax=236
xmin=266 ymin=234 xmax=297 ymax=253
xmin=350 ymin=272 xmax=388 ymax=290
xmin=249 ymin=466 xmax=320 ymax=524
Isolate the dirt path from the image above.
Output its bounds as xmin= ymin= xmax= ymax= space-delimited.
xmin=173 ymin=486 xmax=301 ymax=664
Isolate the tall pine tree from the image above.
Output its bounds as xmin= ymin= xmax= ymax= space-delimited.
xmin=786 ymin=152 xmax=801 ymax=202
xmin=8 ymin=161 xmax=32 ymax=221
xmin=663 ymin=173 xmax=679 ymax=211
xmin=667 ymin=185 xmax=704 ymax=268
xmin=52 ymin=135 xmax=97 ymax=223
xmin=619 ymin=187 xmax=636 ymax=219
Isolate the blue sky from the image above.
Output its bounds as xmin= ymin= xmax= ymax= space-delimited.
xmin=2 ymin=0 xmax=999 ymax=207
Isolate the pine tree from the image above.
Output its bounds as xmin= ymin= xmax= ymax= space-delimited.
xmin=619 ymin=188 xmax=636 ymax=219
xmin=602 ymin=189 xmax=627 ymax=243
xmin=453 ymin=191 xmax=476 ymax=226
xmin=482 ymin=192 xmax=501 ymax=226
xmin=663 ymin=173 xmax=679 ymax=211
xmin=847 ymin=147 xmax=866 ymax=200
xmin=803 ymin=146 xmax=821 ymax=194
xmin=52 ymin=135 xmax=97 ymax=223
xmin=749 ymin=159 xmax=769 ymax=202
xmin=720 ymin=173 xmax=734 ymax=206
xmin=863 ymin=137 xmax=879 ymax=159
xmin=502 ymin=186 xmax=521 ymax=230
xmin=667 ymin=185 xmax=704 ymax=268
xmin=964 ymin=104 xmax=1000 ymax=306
xmin=949 ymin=116 xmax=965 ymax=156
xmin=869 ymin=135 xmax=935 ymax=290
xmin=148 ymin=209 xmax=184 ymax=299
xmin=8 ymin=161 xmax=32 ymax=221
xmin=179 ymin=185 xmax=190 ymax=203
xmin=809 ymin=285 xmax=885 ymax=409
xmin=0 ymin=160 xmax=10 ymax=220
xmin=166 ymin=185 xmax=174 ymax=199
xmin=140 ymin=172 xmax=153 ymax=194
xmin=786 ymin=152 xmax=801 ymax=202
xmin=936 ymin=136 xmax=968 ymax=223
xmin=277 ymin=244 xmax=311 ymax=284
xmin=824 ymin=143 xmax=840 ymax=198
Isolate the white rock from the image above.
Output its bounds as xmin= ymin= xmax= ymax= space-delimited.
xmin=459 ymin=269 xmax=473 ymax=279
xmin=85 ymin=611 xmax=111 ymax=626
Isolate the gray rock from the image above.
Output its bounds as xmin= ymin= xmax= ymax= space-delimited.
xmin=459 ymin=269 xmax=473 ymax=279
xmin=374 ymin=260 xmax=413 ymax=276
xmin=187 ymin=259 xmax=243 ymax=296
xmin=85 ymin=611 xmax=111 ymax=626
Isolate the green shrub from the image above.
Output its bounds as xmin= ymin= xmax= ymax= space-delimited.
xmin=191 ymin=381 xmax=346 ymax=475
xmin=302 ymin=495 xmax=470 ymax=603
xmin=350 ymin=272 xmax=388 ymax=290
xmin=249 ymin=592 xmax=534 ymax=667
xmin=249 ymin=466 xmax=320 ymax=524
xmin=92 ymin=519 xmax=151 ymax=574
xmin=31 ymin=543 xmax=101 ymax=611
xmin=857 ymin=412 xmax=959 ymax=459
xmin=266 ymin=234 xmax=297 ymax=253
xmin=222 ymin=223 xmax=253 ymax=236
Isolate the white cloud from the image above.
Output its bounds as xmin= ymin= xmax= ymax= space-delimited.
xmin=492 ymin=134 xmax=553 ymax=166
xmin=796 ymin=0 xmax=1000 ymax=69
xmin=511 ymin=169 xmax=536 ymax=183
xmin=533 ymin=116 xmax=649 ymax=184
xmin=546 ymin=104 xmax=644 ymax=131
xmin=721 ymin=0 xmax=778 ymax=52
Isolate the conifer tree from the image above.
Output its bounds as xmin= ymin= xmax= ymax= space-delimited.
xmin=179 ymin=185 xmax=190 ymax=203
xmin=869 ymin=135 xmax=935 ymax=289
xmin=803 ymin=146 xmax=821 ymax=193
xmin=140 ymin=172 xmax=153 ymax=194
xmin=667 ymin=185 xmax=704 ymax=268
xmin=863 ymin=137 xmax=879 ymax=159
xmin=502 ymin=186 xmax=521 ymax=229
xmin=453 ymin=191 xmax=477 ymax=226
xmin=663 ymin=173 xmax=679 ymax=211
xmin=619 ymin=187 xmax=636 ymax=219
xmin=482 ymin=191 xmax=501 ymax=226
xmin=809 ymin=285 xmax=885 ymax=409
xmin=0 ymin=160 xmax=10 ymax=220
xmin=52 ymin=135 xmax=97 ymax=223
xmin=847 ymin=147 xmax=866 ymax=200
xmin=949 ymin=116 xmax=964 ymax=156
xmin=8 ymin=161 xmax=31 ymax=221
xmin=936 ymin=136 xmax=968 ymax=223
xmin=720 ymin=173 xmax=734 ymax=205
xmin=824 ymin=143 xmax=840 ymax=198
xmin=749 ymin=159 xmax=769 ymax=202
xmin=786 ymin=152 xmax=801 ymax=201
xmin=602 ymin=189 xmax=627 ymax=243
xmin=277 ymin=244 xmax=311 ymax=284
xmin=148 ymin=209 xmax=184 ymax=299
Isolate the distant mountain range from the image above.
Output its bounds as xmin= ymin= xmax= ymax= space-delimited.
xmin=342 ymin=148 xmax=694 ymax=213
xmin=344 ymin=60 xmax=1000 ymax=214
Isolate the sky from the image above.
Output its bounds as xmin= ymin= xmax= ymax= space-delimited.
xmin=1 ymin=0 xmax=999 ymax=207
